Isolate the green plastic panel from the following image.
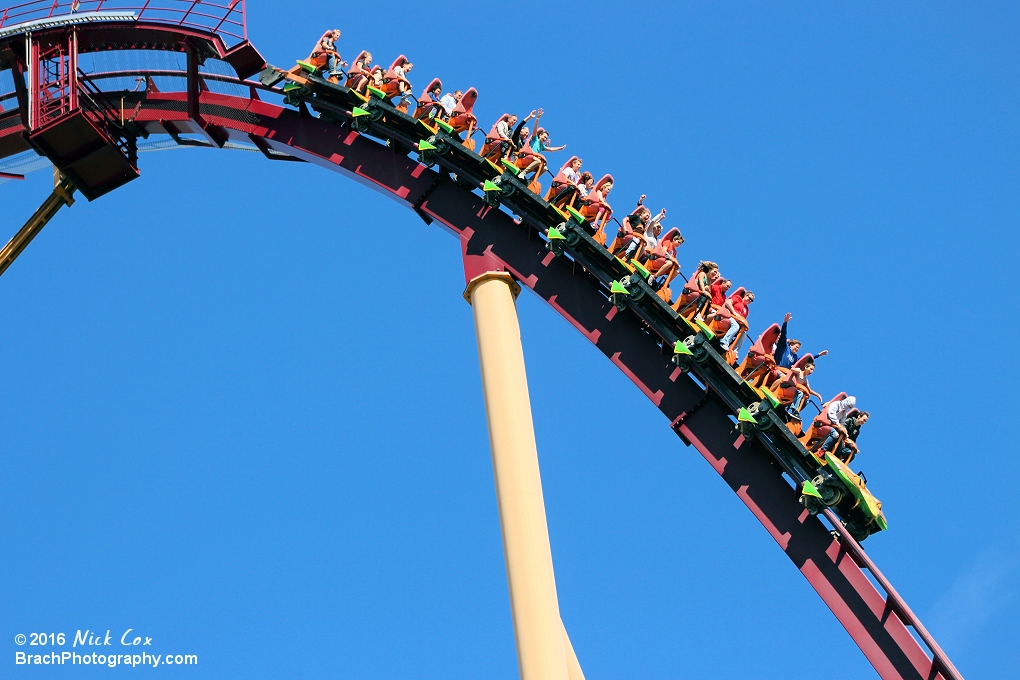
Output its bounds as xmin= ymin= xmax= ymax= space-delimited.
xmin=565 ymin=206 xmax=586 ymax=224
xmin=695 ymin=318 xmax=716 ymax=338
xmin=801 ymin=479 xmax=823 ymax=499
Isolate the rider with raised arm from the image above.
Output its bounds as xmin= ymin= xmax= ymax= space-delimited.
xmin=774 ymin=313 xmax=829 ymax=368
xmin=515 ymin=109 xmax=566 ymax=180
xmin=612 ymin=203 xmax=651 ymax=257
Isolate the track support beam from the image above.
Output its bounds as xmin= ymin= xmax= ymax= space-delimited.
xmin=464 ymin=271 xmax=579 ymax=680
xmin=0 ymin=168 xmax=76 ymax=278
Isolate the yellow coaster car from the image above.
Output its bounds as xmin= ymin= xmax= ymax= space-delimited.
xmin=801 ymin=453 xmax=888 ymax=541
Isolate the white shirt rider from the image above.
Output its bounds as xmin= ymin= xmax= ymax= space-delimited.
xmin=826 ymin=396 xmax=856 ymax=426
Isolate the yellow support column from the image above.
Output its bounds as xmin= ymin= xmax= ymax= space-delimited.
xmin=465 ymin=271 xmax=571 ymax=680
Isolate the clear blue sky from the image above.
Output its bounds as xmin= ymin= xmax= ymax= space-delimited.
xmin=2 ymin=1 xmax=1017 ymax=677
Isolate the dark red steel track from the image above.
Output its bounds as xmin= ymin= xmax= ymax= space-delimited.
xmin=0 ymin=19 xmax=963 ymax=680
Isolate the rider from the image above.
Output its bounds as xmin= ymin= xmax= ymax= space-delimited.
xmin=674 ymin=260 xmax=719 ymax=317
xmin=346 ymin=51 xmax=373 ymax=92
xmin=774 ymin=313 xmax=829 ymax=367
xmin=771 ymin=355 xmax=823 ymax=413
xmin=309 ymin=29 xmax=344 ymax=78
xmin=710 ymin=277 xmax=732 ymax=306
xmin=647 ymin=228 xmax=683 ymax=290
xmin=385 ymin=57 xmax=413 ymax=98
xmin=415 ymin=79 xmax=444 ymax=120
xmin=440 ymin=89 xmax=462 ymax=117
xmin=612 ymin=205 xmax=650 ymax=258
xmin=815 ymin=395 xmax=866 ymax=456
xmin=516 ymin=110 xmax=566 ymax=179
xmin=547 ymin=157 xmax=583 ymax=206
xmin=484 ymin=110 xmax=537 ymax=162
xmin=720 ymin=288 xmax=753 ymax=350
xmin=482 ymin=113 xmax=518 ymax=161
xmin=576 ymin=171 xmax=594 ymax=198
xmin=835 ymin=409 xmax=869 ymax=462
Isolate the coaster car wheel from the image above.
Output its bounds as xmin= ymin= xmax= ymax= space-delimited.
xmin=689 ymin=335 xmax=711 ymax=365
xmin=800 ymin=494 xmax=825 ymax=515
xmin=434 ymin=137 xmax=451 ymax=156
xmin=351 ymin=114 xmax=371 ymax=133
xmin=843 ymin=519 xmax=870 ymax=543
xmin=812 ymin=474 xmax=844 ymax=506
xmin=418 ymin=148 xmax=437 ymax=167
xmin=752 ymin=401 xmax=775 ymax=432
xmin=500 ymin=176 xmax=518 ymax=199
xmin=620 ymin=275 xmax=646 ymax=303
xmin=560 ymin=221 xmax=582 ymax=247
xmin=482 ymin=182 xmax=501 ymax=207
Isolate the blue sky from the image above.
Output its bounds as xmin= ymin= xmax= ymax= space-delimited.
xmin=2 ymin=1 xmax=1017 ymax=677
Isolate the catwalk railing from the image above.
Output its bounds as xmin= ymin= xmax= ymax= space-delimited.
xmin=0 ymin=0 xmax=246 ymax=43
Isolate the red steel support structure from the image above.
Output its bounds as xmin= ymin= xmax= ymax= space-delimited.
xmin=0 ymin=8 xmax=964 ymax=679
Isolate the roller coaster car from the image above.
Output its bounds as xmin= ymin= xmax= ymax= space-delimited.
xmin=767 ymin=354 xmax=814 ymax=435
xmin=671 ymin=273 xmax=708 ymax=320
xmin=606 ymin=206 xmax=649 ymax=255
xmin=799 ymin=391 xmax=847 ymax=460
xmin=578 ymin=174 xmax=614 ymax=244
xmin=267 ymin=63 xmax=373 ymax=131
xmin=647 ymin=227 xmax=682 ymax=303
xmin=802 ymin=453 xmax=888 ymax=540
xmin=511 ymin=149 xmax=543 ymax=195
xmin=447 ymin=88 xmax=478 ymax=131
xmin=484 ymin=161 xmax=563 ymax=226
xmin=344 ymin=50 xmax=373 ymax=92
xmin=703 ymin=290 xmax=749 ymax=366
xmin=371 ymin=55 xmax=413 ymax=112
xmin=544 ymin=156 xmax=581 ymax=207
xmin=737 ymin=323 xmax=781 ymax=387
xmin=414 ymin=78 xmax=443 ymax=121
xmin=294 ymin=51 xmax=341 ymax=84
xmin=769 ymin=354 xmax=811 ymax=402
xmin=480 ymin=113 xmax=513 ymax=162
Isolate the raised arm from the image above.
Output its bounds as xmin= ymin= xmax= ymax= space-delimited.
xmin=773 ymin=312 xmax=792 ymax=362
